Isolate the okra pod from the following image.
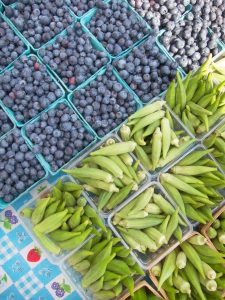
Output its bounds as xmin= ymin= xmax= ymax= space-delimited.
xmin=91 ymin=141 xmax=136 ymax=156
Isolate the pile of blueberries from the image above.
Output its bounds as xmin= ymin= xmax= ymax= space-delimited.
xmin=191 ymin=0 xmax=225 ymax=43
xmin=5 ymin=0 xmax=73 ymax=49
xmin=72 ymin=65 xmax=137 ymax=137
xmin=25 ymin=102 xmax=94 ymax=173
xmin=67 ymin=0 xmax=96 ymax=17
xmin=0 ymin=129 xmax=46 ymax=202
xmin=0 ymin=17 xmax=25 ymax=72
xmin=39 ymin=24 xmax=108 ymax=91
xmin=128 ymin=0 xmax=190 ymax=31
xmin=113 ymin=35 xmax=178 ymax=103
xmin=0 ymin=55 xmax=63 ymax=124
xmin=87 ymin=0 xmax=150 ymax=56
xmin=160 ymin=13 xmax=219 ymax=72
xmin=0 ymin=108 xmax=13 ymax=138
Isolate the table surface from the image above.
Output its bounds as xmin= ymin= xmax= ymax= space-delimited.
xmin=0 ymin=174 xmax=83 ymax=300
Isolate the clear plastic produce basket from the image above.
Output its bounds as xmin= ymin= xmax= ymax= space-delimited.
xmin=21 ymin=98 xmax=97 ymax=176
xmin=202 ymin=119 xmax=225 ymax=174
xmin=0 ymin=128 xmax=48 ymax=210
xmin=81 ymin=0 xmax=151 ymax=60
xmin=159 ymin=143 xmax=225 ymax=227
xmin=18 ymin=175 xmax=101 ymax=264
xmin=37 ymin=22 xmax=110 ymax=93
xmin=67 ymin=133 xmax=151 ymax=218
xmin=108 ymin=181 xmax=192 ymax=270
xmin=61 ymin=227 xmax=144 ymax=300
xmin=68 ymin=64 xmax=142 ymax=139
xmin=0 ymin=54 xmax=65 ymax=127
xmin=116 ymin=98 xmax=196 ymax=179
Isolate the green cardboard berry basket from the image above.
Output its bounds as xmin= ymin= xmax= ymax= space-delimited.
xmin=112 ymin=35 xmax=185 ymax=105
xmin=37 ymin=22 xmax=110 ymax=93
xmin=67 ymin=64 xmax=142 ymax=140
xmin=0 ymin=11 xmax=29 ymax=74
xmin=0 ymin=128 xmax=48 ymax=210
xmin=3 ymin=2 xmax=76 ymax=52
xmin=21 ymin=98 xmax=98 ymax=176
xmin=81 ymin=0 xmax=152 ymax=60
xmin=0 ymin=53 xmax=65 ymax=127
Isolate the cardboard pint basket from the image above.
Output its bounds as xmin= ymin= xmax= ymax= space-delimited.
xmin=119 ymin=279 xmax=164 ymax=300
xmin=201 ymin=204 xmax=225 ymax=251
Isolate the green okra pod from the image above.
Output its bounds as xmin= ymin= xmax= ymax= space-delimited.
xmin=165 ymin=80 xmax=176 ymax=109
xmin=32 ymin=197 xmax=50 ymax=226
xmin=152 ymin=127 xmax=162 ymax=171
xmin=91 ymin=141 xmax=136 ymax=156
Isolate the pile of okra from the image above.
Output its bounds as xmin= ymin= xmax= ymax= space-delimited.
xmin=20 ymin=52 xmax=225 ymax=300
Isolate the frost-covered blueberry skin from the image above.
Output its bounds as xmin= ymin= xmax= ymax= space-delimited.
xmin=72 ymin=65 xmax=137 ymax=137
xmin=191 ymin=0 xmax=225 ymax=43
xmin=0 ymin=55 xmax=63 ymax=124
xmin=39 ymin=24 xmax=108 ymax=91
xmin=67 ymin=0 xmax=96 ymax=17
xmin=0 ymin=17 xmax=25 ymax=72
xmin=0 ymin=108 xmax=13 ymax=137
xmin=129 ymin=0 xmax=190 ymax=32
xmin=0 ymin=129 xmax=46 ymax=203
xmin=113 ymin=35 xmax=178 ymax=103
xmin=87 ymin=0 xmax=150 ymax=56
xmin=160 ymin=15 xmax=219 ymax=73
xmin=25 ymin=103 xmax=94 ymax=173
xmin=5 ymin=0 xmax=73 ymax=49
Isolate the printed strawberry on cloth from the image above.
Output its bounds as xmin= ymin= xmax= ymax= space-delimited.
xmin=0 ymin=181 xmax=83 ymax=300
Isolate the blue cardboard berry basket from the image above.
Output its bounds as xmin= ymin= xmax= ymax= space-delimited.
xmin=21 ymin=98 xmax=98 ymax=177
xmin=81 ymin=0 xmax=152 ymax=60
xmin=0 ymin=102 xmax=15 ymax=139
xmin=0 ymin=11 xmax=29 ymax=74
xmin=0 ymin=128 xmax=48 ymax=210
xmin=37 ymin=21 xmax=110 ymax=94
xmin=67 ymin=64 xmax=142 ymax=140
xmin=0 ymin=53 xmax=65 ymax=127
xmin=3 ymin=2 xmax=75 ymax=52
xmin=112 ymin=35 xmax=185 ymax=105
